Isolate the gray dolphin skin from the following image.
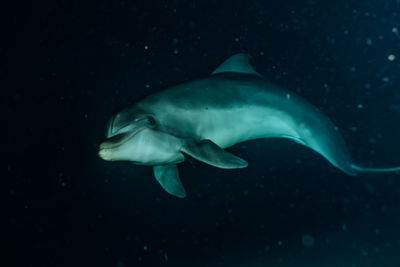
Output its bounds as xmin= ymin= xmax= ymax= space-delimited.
xmin=99 ymin=53 xmax=400 ymax=198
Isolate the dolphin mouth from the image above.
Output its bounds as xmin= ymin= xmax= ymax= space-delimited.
xmin=99 ymin=133 xmax=132 ymax=161
xmin=99 ymin=127 xmax=145 ymax=151
xmin=100 ymin=132 xmax=130 ymax=150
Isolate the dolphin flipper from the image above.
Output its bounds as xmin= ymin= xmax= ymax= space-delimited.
xmin=181 ymin=139 xmax=248 ymax=169
xmin=153 ymin=165 xmax=186 ymax=198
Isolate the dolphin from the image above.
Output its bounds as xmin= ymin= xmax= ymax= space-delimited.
xmin=99 ymin=53 xmax=400 ymax=198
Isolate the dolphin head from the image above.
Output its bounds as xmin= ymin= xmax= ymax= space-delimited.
xmin=98 ymin=106 xmax=157 ymax=161
xmin=98 ymin=106 xmax=183 ymax=165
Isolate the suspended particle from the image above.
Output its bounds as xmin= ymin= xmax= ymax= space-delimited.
xmin=302 ymin=235 xmax=315 ymax=247
xmin=388 ymin=54 xmax=395 ymax=61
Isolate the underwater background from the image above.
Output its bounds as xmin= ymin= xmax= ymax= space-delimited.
xmin=4 ymin=0 xmax=400 ymax=266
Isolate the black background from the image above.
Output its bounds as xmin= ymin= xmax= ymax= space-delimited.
xmin=4 ymin=0 xmax=400 ymax=266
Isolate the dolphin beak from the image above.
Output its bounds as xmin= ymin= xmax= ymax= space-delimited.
xmin=98 ymin=131 xmax=137 ymax=161
xmin=99 ymin=141 xmax=113 ymax=161
xmin=98 ymin=148 xmax=112 ymax=161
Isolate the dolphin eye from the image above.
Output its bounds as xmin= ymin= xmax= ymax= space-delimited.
xmin=148 ymin=117 xmax=156 ymax=126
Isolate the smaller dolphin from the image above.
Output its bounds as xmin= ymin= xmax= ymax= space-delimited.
xmin=99 ymin=54 xmax=400 ymax=198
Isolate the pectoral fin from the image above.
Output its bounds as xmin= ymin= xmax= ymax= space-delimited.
xmin=181 ymin=139 xmax=248 ymax=169
xmin=153 ymin=164 xmax=186 ymax=198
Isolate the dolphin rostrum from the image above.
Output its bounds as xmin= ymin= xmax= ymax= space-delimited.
xmin=99 ymin=53 xmax=400 ymax=198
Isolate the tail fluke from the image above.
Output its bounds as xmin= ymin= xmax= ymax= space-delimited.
xmin=352 ymin=164 xmax=400 ymax=173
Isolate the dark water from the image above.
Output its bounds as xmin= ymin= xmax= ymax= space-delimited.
xmin=5 ymin=0 xmax=400 ymax=266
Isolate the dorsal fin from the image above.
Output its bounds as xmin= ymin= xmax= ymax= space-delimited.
xmin=211 ymin=53 xmax=262 ymax=77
